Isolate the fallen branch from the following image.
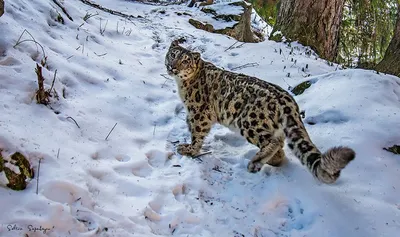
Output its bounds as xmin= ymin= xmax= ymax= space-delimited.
xmin=79 ymin=0 xmax=147 ymax=22
xmin=52 ymin=0 xmax=74 ymax=21
xmin=131 ymin=0 xmax=185 ymax=6
xmin=230 ymin=62 xmax=259 ymax=71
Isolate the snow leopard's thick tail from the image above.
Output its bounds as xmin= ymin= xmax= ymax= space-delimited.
xmin=282 ymin=113 xmax=355 ymax=183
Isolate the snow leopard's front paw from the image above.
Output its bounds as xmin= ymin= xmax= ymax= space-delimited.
xmin=247 ymin=160 xmax=264 ymax=173
xmin=177 ymin=144 xmax=198 ymax=157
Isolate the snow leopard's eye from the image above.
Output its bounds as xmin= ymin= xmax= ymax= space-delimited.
xmin=182 ymin=59 xmax=189 ymax=65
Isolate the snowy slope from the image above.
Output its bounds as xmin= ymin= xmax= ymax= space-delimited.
xmin=0 ymin=0 xmax=399 ymax=237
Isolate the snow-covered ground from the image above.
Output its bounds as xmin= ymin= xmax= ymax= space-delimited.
xmin=0 ymin=0 xmax=399 ymax=236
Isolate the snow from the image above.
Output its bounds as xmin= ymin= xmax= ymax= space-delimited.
xmin=0 ymin=0 xmax=399 ymax=237
xmin=204 ymin=2 xmax=244 ymax=16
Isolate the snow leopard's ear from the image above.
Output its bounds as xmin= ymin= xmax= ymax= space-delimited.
xmin=192 ymin=52 xmax=201 ymax=62
xmin=172 ymin=37 xmax=186 ymax=47
xmin=171 ymin=40 xmax=179 ymax=46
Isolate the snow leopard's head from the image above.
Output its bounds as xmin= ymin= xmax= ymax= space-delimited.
xmin=165 ymin=40 xmax=202 ymax=80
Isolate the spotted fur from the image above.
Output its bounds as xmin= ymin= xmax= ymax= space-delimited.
xmin=165 ymin=41 xmax=355 ymax=184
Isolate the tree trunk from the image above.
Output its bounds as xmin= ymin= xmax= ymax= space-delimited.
xmin=271 ymin=0 xmax=345 ymax=61
xmin=233 ymin=1 xmax=257 ymax=42
xmin=0 ymin=0 xmax=4 ymax=17
xmin=376 ymin=6 xmax=400 ymax=77
xmin=188 ymin=1 xmax=262 ymax=42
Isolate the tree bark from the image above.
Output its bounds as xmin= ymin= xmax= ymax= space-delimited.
xmin=376 ymin=6 xmax=400 ymax=77
xmin=271 ymin=0 xmax=345 ymax=61
xmin=0 ymin=0 xmax=4 ymax=17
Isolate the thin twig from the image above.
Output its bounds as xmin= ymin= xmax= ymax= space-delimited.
xmin=225 ymin=41 xmax=239 ymax=51
xmin=160 ymin=74 xmax=172 ymax=81
xmin=193 ymin=151 xmax=212 ymax=158
xmin=153 ymin=124 xmax=157 ymax=136
xmin=57 ymin=148 xmax=60 ymax=159
xmin=105 ymin=123 xmax=118 ymax=140
xmin=36 ymin=158 xmax=42 ymax=195
xmin=161 ymin=80 xmax=168 ymax=88
xmin=83 ymin=11 xmax=99 ymax=22
xmin=77 ymin=23 xmax=85 ymax=30
xmin=235 ymin=42 xmax=246 ymax=49
xmin=66 ymin=116 xmax=81 ymax=128
xmin=94 ymin=52 xmax=107 ymax=57
xmin=100 ymin=19 xmax=108 ymax=35
xmin=282 ymin=77 xmax=291 ymax=89
xmin=14 ymin=30 xmax=46 ymax=59
xmin=52 ymin=0 xmax=74 ymax=21
xmin=224 ymin=41 xmax=246 ymax=52
xmin=49 ymin=69 xmax=57 ymax=92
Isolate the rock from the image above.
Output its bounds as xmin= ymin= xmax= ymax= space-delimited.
xmin=383 ymin=145 xmax=400 ymax=155
xmin=269 ymin=31 xmax=283 ymax=42
xmin=188 ymin=0 xmax=214 ymax=8
xmin=0 ymin=0 xmax=4 ymax=17
xmin=189 ymin=18 xmax=215 ymax=32
xmin=0 ymin=151 xmax=34 ymax=191
xmin=291 ymin=80 xmax=312 ymax=95
xmin=188 ymin=1 xmax=263 ymax=43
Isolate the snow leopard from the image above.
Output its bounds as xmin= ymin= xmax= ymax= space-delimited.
xmin=165 ymin=40 xmax=355 ymax=184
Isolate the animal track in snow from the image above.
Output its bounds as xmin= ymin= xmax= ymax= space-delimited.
xmin=305 ymin=109 xmax=349 ymax=125
xmin=115 ymin=154 xmax=131 ymax=162
xmin=42 ymin=180 xmax=95 ymax=210
xmin=172 ymin=183 xmax=187 ymax=201
xmin=145 ymin=149 xmax=173 ymax=168
xmin=0 ymin=56 xmax=22 ymax=66
xmin=113 ymin=160 xmax=153 ymax=178
xmin=144 ymin=196 xmax=202 ymax=235
xmin=113 ymin=177 xmax=149 ymax=197
xmin=279 ymin=198 xmax=315 ymax=233
xmin=86 ymin=167 xmax=111 ymax=181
